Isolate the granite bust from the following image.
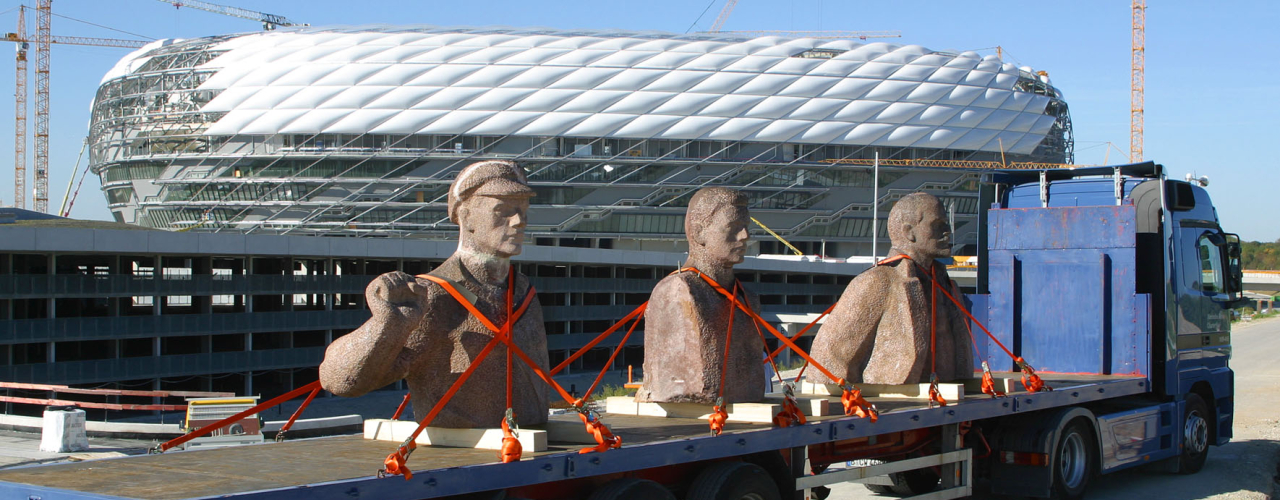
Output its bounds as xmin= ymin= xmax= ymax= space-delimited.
xmin=319 ymin=160 xmax=550 ymax=428
xmin=809 ymin=192 xmax=974 ymax=385
xmin=635 ymin=187 xmax=766 ymax=404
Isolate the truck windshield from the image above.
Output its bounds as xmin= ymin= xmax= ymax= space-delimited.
xmin=1197 ymin=234 xmax=1225 ymax=294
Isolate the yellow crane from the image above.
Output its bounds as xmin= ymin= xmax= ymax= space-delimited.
xmin=1131 ymin=0 xmax=1145 ymax=162
xmin=4 ymin=2 xmax=147 ymax=213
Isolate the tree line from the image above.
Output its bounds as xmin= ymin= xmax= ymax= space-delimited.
xmin=1242 ymin=239 xmax=1280 ymax=270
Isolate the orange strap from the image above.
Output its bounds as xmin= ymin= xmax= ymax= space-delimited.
xmin=155 ymin=380 xmax=322 ymax=453
xmin=276 ymin=385 xmax=321 ymax=441
xmin=676 ymin=267 xmax=877 ymax=421
xmin=577 ymin=410 xmax=622 ymax=454
xmin=380 ymin=270 xmax=535 ymax=478
xmin=772 ymin=386 xmax=807 ymax=428
xmin=708 ymin=401 xmax=729 ymax=437
xmin=883 ymin=255 xmax=1051 ymax=394
xmin=579 ymin=305 xmax=646 ymax=403
xmin=980 ymin=361 xmax=1006 ymax=398
xmin=415 ymin=273 xmax=535 ymax=335
xmin=550 ymin=303 xmax=648 ymax=375
xmin=391 ymin=392 xmax=412 ymax=420
xmin=765 ymin=300 xmax=837 ymax=364
xmin=841 ymin=387 xmax=878 ymax=422
xmin=499 ymin=413 xmax=521 ymax=464
xmin=927 ymin=265 xmax=945 ymax=407
xmin=380 ymin=442 xmax=416 ymax=480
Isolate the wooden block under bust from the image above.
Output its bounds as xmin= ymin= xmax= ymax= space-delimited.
xmin=364 ymin=419 xmax=547 ymax=452
xmin=604 ymin=397 xmax=780 ymax=423
xmin=799 ymin=381 xmax=965 ymax=401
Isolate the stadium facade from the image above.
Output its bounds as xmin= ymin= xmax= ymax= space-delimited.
xmin=89 ymin=26 xmax=1072 ymax=258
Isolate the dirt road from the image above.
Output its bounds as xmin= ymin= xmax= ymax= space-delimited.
xmin=827 ymin=317 xmax=1280 ymax=499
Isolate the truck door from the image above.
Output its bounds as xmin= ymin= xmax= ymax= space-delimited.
xmin=1172 ymin=222 xmax=1232 ymax=364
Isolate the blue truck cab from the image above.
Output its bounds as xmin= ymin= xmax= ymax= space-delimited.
xmin=981 ymin=161 xmax=1241 ymax=494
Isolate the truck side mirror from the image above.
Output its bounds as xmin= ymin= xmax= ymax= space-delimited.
xmin=1222 ymin=233 xmax=1246 ymax=304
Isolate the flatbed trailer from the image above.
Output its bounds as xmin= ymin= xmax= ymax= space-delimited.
xmin=0 ymin=162 xmax=1241 ymax=500
xmin=0 ymin=374 xmax=1146 ymax=500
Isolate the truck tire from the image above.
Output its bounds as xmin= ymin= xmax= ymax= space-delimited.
xmin=1050 ymin=421 xmax=1096 ymax=500
xmin=587 ymin=478 xmax=675 ymax=500
xmin=1175 ymin=393 xmax=1211 ymax=474
xmin=686 ymin=462 xmax=781 ymax=500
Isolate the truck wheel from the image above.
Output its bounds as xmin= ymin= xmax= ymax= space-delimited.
xmin=587 ymin=478 xmax=675 ymax=500
xmin=1175 ymin=393 xmax=1211 ymax=474
xmin=1050 ymin=421 xmax=1096 ymax=500
xmin=686 ymin=462 xmax=781 ymax=500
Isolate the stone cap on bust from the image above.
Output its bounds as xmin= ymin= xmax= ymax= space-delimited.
xmin=447 ymin=160 xmax=535 ymax=223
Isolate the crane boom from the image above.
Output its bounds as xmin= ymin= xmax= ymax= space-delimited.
xmin=4 ymin=33 xmax=148 ymax=48
xmin=709 ymin=0 xmax=739 ymax=32
xmin=157 ymin=0 xmax=301 ymax=30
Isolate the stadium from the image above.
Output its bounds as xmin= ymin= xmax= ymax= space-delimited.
xmin=89 ymin=26 xmax=1072 ymax=258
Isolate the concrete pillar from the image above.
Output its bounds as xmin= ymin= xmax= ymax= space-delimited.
xmin=48 ymin=254 xmax=56 ymax=320
xmin=153 ymin=254 xmax=162 ymax=316
xmin=194 ymin=256 xmax=213 ymax=314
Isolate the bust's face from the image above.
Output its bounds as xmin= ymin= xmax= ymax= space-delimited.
xmin=905 ymin=203 xmax=952 ymax=259
xmin=459 ymin=195 xmax=530 ymax=258
xmin=697 ymin=205 xmax=750 ymax=267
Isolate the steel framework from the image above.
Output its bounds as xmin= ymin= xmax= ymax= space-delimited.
xmin=1131 ymin=0 xmax=1145 ymax=163
xmin=12 ymin=7 xmax=26 ymax=209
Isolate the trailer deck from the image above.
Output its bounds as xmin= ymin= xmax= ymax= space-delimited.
xmin=0 ymin=374 xmax=1147 ymax=500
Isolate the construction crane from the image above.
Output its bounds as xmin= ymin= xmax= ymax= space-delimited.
xmin=156 ymin=0 xmax=302 ymax=30
xmin=12 ymin=7 xmax=25 ymax=210
xmin=5 ymin=2 xmax=148 ymax=212
xmin=1131 ymin=0 xmax=1145 ymax=162
xmin=709 ymin=0 xmax=739 ymax=32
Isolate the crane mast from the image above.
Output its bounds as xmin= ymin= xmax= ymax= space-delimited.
xmin=33 ymin=0 xmax=50 ymax=214
xmin=4 ymin=2 xmax=146 ymax=213
xmin=1131 ymin=0 xmax=1145 ymax=163
xmin=12 ymin=7 xmax=26 ymax=209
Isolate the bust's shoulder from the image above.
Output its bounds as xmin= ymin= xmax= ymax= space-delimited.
xmin=652 ymin=271 xmax=697 ymax=296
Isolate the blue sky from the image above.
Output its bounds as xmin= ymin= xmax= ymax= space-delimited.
xmin=0 ymin=0 xmax=1276 ymax=240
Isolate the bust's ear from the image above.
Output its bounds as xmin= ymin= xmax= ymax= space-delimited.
xmin=458 ymin=205 xmax=474 ymax=233
xmin=688 ymin=225 xmax=706 ymax=247
xmin=902 ymin=223 xmax=916 ymax=243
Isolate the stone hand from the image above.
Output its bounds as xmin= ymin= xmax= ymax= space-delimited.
xmin=369 ymin=271 xmax=426 ymax=327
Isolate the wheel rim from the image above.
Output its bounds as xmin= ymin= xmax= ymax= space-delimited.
xmin=738 ymin=495 xmax=765 ymax=500
xmin=1059 ymin=432 xmax=1087 ymax=489
xmin=1185 ymin=410 xmax=1209 ymax=455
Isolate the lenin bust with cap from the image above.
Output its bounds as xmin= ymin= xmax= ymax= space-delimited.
xmin=320 ymin=160 xmax=550 ymax=428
